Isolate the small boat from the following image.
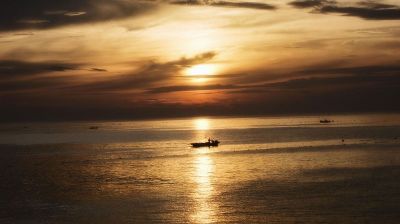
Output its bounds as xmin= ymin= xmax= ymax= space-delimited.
xmin=191 ymin=139 xmax=220 ymax=148
xmin=320 ymin=119 xmax=333 ymax=124
xmin=89 ymin=126 xmax=99 ymax=130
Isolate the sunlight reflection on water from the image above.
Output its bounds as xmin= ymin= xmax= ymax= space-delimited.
xmin=2 ymin=115 xmax=400 ymax=223
xmin=192 ymin=155 xmax=216 ymax=223
xmin=194 ymin=118 xmax=210 ymax=131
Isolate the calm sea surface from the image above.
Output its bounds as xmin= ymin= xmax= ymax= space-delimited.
xmin=1 ymin=114 xmax=400 ymax=223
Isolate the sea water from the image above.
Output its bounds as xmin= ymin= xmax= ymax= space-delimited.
xmin=1 ymin=114 xmax=400 ymax=223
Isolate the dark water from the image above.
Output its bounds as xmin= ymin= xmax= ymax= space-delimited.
xmin=1 ymin=114 xmax=400 ymax=223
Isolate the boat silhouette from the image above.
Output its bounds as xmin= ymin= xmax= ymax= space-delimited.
xmin=191 ymin=139 xmax=220 ymax=148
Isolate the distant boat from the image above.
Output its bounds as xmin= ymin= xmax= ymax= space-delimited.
xmin=191 ymin=139 xmax=220 ymax=148
xmin=89 ymin=126 xmax=99 ymax=130
xmin=320 ymin=119 xmax=333 ymax=124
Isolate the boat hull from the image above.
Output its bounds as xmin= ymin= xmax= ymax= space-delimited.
xmin=191 ymin=141 xmax=219 ymax=148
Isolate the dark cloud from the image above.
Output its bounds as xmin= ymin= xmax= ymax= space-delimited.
xmin=2 ymin=72 xmax=400 ymax=122
xmin=357 ymin=1 xmax=398 ymax=10
xmin=319 ymin=4 xmax=400 ymax=20
xmin=289 ymin=0 xmax=400 ymax=20
xmin=262 ymin=74 xmax=400 ymax=90
xmin=0 ymin=0 xmax=156 ymax=31
xmin=0 ymin=60 xmax=81 ymax=78
xmin=1 ymin=56 xmax=400 ymax=121
xmin=170 ymin=0 xmax=276 ymax=10
xmin=145 ymin=63 xmax=400 ymax=94
xmin=90 ymin=68 xmax=108 ymax=72
xmin=208 ymin=1 xmax=276 ymax=10
xmin=289 ymin=0 xmax=331 ymax=8
xmin=175 ymin=51 xmax=217 ymax=66
xmin=0 ymin=76 xmax=75 ymax=92
xmin=298 ymin=64 xmax=400 ymax=76
xmin=152 ymin=73 xmax=400 ymax=93
xmin=237 ymin=63 xmax=400 ymax=89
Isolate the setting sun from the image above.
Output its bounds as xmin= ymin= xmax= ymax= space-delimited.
xmin=186 ymin=64 xmax=216 ymax=76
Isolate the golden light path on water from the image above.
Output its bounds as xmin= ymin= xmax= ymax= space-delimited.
xmin=194 ymin=118 xmax=210 ymax=131
xmin=192 ymin=155 xmax=216 ymax=223
xmin=191 ymin=118 xmax=218 ymax=223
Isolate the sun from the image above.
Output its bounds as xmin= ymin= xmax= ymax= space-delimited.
xmin=186 ymin=64 xmax=215 ymax=76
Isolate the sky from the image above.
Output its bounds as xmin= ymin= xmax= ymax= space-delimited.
xmin=0 ymin=0 xmax=400 ymax=121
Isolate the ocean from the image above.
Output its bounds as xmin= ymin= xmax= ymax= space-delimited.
xmin=1 ymin=114 xmax=400 ymax=223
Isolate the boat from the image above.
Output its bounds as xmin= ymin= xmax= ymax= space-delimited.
xmin=320 ymin=119 xmax=333 ymax=124
xmin=89 ymin=126 xmax=99 ymax=130
xmin=191 ymin=139 xmax=220 ymax=148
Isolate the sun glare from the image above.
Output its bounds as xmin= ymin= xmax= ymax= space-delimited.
xmin=194 ymin=118 xmax=210 ymax=130
xmin=186 ymin=64 xmax=215 ymax=76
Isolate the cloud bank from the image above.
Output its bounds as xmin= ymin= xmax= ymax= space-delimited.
xmin=0 ymin=0 xmax=156 ymax=31
xmin=289 ymin=0 xmax=400 ymax=20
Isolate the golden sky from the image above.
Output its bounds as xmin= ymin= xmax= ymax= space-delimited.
xmin=0 ymin=0 xmax=400 ymax=120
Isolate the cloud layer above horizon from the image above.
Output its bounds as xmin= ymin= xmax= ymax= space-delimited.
xmin=1 ymin=0 xmax=400 ymax=121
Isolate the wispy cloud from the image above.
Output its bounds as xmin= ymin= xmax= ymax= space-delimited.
xmin=0 ymin=60 xmax=81 ymax=78
xmin=0 ymin=52 xmax=217 ymax=93
xmin=170 ymin=0 xmax=276 ymax=10
xmin=74 ymin=51 xmax=217 ymax=92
